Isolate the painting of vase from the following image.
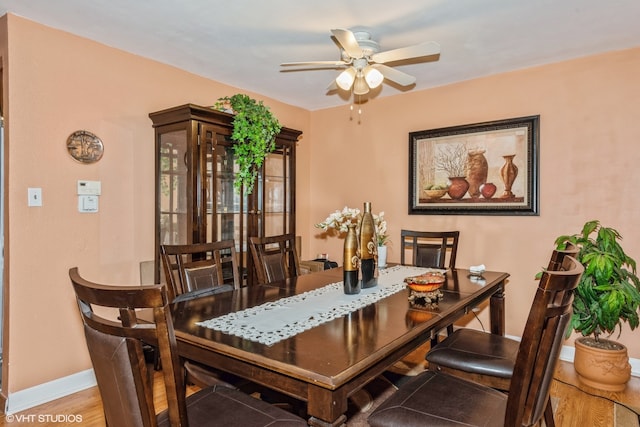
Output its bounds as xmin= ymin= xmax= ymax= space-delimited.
xmin=466 ymin=149 xmax=488 ymax=198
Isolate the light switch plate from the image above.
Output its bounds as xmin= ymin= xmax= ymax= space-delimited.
xmin=78 ymin=195 xmax=99 ymax=213
xmin=28 ymin=188 xmax=43 ymax=207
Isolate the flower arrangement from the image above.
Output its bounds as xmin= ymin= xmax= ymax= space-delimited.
xmin=375 ymin=212 xmax=390 ymax=246
xmin=315 ymin=206 xmax=390 ymax=246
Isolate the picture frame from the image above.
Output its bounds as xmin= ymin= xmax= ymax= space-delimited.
xmin=409 ymin=115 xmax=539 ymax=215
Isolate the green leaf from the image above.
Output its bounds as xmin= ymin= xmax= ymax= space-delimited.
xmin=216 ymin=94 xmax=282 ymax=195
xmin=555 ymin=220 xmax=640 ymax=338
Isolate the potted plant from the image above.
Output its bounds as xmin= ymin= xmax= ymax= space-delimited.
xmin=552 ymin=220 xmax=640 ymax=391
xmin=214 ymin=94 xmax=281 ymax=194
xmin=375 ymin=212 xmax=390 ymax=268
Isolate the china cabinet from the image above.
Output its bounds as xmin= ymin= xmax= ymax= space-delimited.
xmin=149 ymin=104 xmax=301 ymax=285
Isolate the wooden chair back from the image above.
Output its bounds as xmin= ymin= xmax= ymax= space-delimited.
xmin=160 ymin=240 xmax=240 ymax=301
xmin=505 ymin=255 xmax=583 ymax=425
xmin=546 ymin=241 xmax=578 ymax=271
xmin=249 ymin=234 xmax=301 ymax=284
xmin=69 ymin=267 xmax=187 ymax=427
xmin=400 ymin=230 xmax=460 ymax=269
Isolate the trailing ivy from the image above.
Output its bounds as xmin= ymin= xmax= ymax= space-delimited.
xmin=215 ymin=94 xmax=281 ymax=194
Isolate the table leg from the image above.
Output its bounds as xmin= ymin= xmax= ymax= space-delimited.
xmin=306 ymin=385 xmax=348 ymax=427
xmin=489 ymin=283 xmax=505 ymax=335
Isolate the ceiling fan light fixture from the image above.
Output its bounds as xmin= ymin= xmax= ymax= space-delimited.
xmin=336 ymin=68 xmax=356 ymax=91
xmin=353 ymin=76 xmax=369 ymax=95
xmin=364 ymin=67 xmax=384 ymax=89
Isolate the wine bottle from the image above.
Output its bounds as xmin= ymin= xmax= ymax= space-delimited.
xmin=359 ymin=202 xmax=378 ymax=288
xmin=343 ymin=224 xmax=361 ymax=294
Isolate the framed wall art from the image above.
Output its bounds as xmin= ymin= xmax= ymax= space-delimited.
xmin=67 ymin=130 xmax=104 ymax=164
xmin=409 ymin=115 xmax=539 ymax=215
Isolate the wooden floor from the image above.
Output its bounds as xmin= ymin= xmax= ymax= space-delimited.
xmin=550 ymin=362 xmax=640 ymax=427
xmin=0 ymin=360 xmax=638 ymax=426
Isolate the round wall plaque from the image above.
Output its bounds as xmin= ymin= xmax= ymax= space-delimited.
xmin=66 ymin=130 xmax=104 ymax=164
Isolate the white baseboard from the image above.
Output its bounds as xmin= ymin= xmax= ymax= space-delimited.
xmin=4 ymin=344 xmax=639 ymax=415
xmin=5 ymin=369 xmax=96 ymax=415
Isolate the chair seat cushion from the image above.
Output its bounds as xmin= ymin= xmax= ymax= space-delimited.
xmin=172 ymin=284 xmax=234 ymax=303
xmin=158 ymin=385 xmax=307 ymax=427
xmin=368 ymin=370 xmax=506 ymax=427
xmin=426 ymin=328 xmax=519 ymax=378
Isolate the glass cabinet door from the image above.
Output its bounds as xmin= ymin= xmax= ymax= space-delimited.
xmin=158 ymin=126 xmax=190 ymax=246
xmin=208 ymin=135 xmax=249 ymax=272
xmin=260 ymin=145 xmax=293 ymax=237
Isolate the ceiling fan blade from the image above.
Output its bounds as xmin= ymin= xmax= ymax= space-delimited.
xmin=370 ymin=41 xmax=441 ymax=64
xmin=331 ymin=28 xmax=363 ymax=59
xmin=326 ymin=80 xmax=338 ymax=91
xmin=281 ymin=60 xmax=348 ymax=67
xmin=373 ymin=64 xmax=416 ymax=86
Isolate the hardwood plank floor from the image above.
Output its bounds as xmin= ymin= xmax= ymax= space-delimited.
xmin=551 ymin=361 xmax=640 ymax=427
xmin=0 ymin=360 xmax=637 ymax=426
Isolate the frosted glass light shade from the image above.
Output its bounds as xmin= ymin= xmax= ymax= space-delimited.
xmin=336 ymin=68 xmax=356 ymax=90
xmin=353 ymin=77 xmax=369 ymax=95
xmin=364 ymin=67 xmax=384 ymax=89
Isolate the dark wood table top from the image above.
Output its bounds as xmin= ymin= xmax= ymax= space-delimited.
xmin=171 ymin=266 xmax=509 ymax=426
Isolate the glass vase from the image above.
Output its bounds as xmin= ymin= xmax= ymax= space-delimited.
xmin=377 ymin=245 xmax=387 ymax=268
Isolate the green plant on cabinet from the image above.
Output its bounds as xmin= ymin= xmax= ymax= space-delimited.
xmin=214 ymin=94 xmax=282 ymax=194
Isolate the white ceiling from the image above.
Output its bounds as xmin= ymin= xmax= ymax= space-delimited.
xmin=2 ymin=0 xmax=640 ymax=111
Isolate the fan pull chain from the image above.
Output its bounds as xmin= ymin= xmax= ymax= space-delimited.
xmin=349 ymin=95 xmax=363 ymax=124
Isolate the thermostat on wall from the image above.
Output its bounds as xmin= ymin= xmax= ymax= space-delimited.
xmin=77 ymin=180 xmax=101 ymax=213
xmin=77 ymin=180 xmax=101 ymax=195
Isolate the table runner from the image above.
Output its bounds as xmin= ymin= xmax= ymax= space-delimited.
xmin=196 ymin=265 xmax=438 ymax=345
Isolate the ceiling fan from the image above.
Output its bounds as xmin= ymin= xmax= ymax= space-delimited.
xmin=281 ymin=29 xmax=441 ymax=96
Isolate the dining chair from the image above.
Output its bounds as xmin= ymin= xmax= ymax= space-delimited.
xmin=296 ymin=235 xmax=327 ymax=274
xmin=400 ymin=229 xmax=460 ymax=346
xmin=160 ymin=240 xmax=241 ymax=302
xmin=368 ymin=254 xmax=583 ymax=427
xmin=400 ymin=229 xmax=460 ymax=269
xmin=424 ymin=244 xmax=579 ymax=427
xmin=249 ymin=233 xmax=301 ymax=284
xmin=160 ymin=241 xmax=255 ymax=388
xmin=69 ymin=267 xmax=307 ymax=427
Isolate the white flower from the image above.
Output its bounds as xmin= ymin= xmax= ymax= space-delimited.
xmin=315 ymin=206 xmax=390 ymax=246
xmin=374 ymin=212 xmax=389 ymax=246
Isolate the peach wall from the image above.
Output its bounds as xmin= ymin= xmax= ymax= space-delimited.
xmin=306 ymin=47 xmax=640 ymax=359
xmin=1 ymin=14 xmax=310 ymax=392
xmin=2 ymin=13 xmax=639 ymax=397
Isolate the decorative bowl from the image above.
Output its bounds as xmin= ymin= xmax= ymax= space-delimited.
xmin=404 ymin=272 xmax=446 ymax=292
xmin=424 ymin=189 xmax=448 ymax=200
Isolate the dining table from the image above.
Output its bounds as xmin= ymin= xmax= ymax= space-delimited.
xmin=171 ymin=265 xmax=510 ymax=427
